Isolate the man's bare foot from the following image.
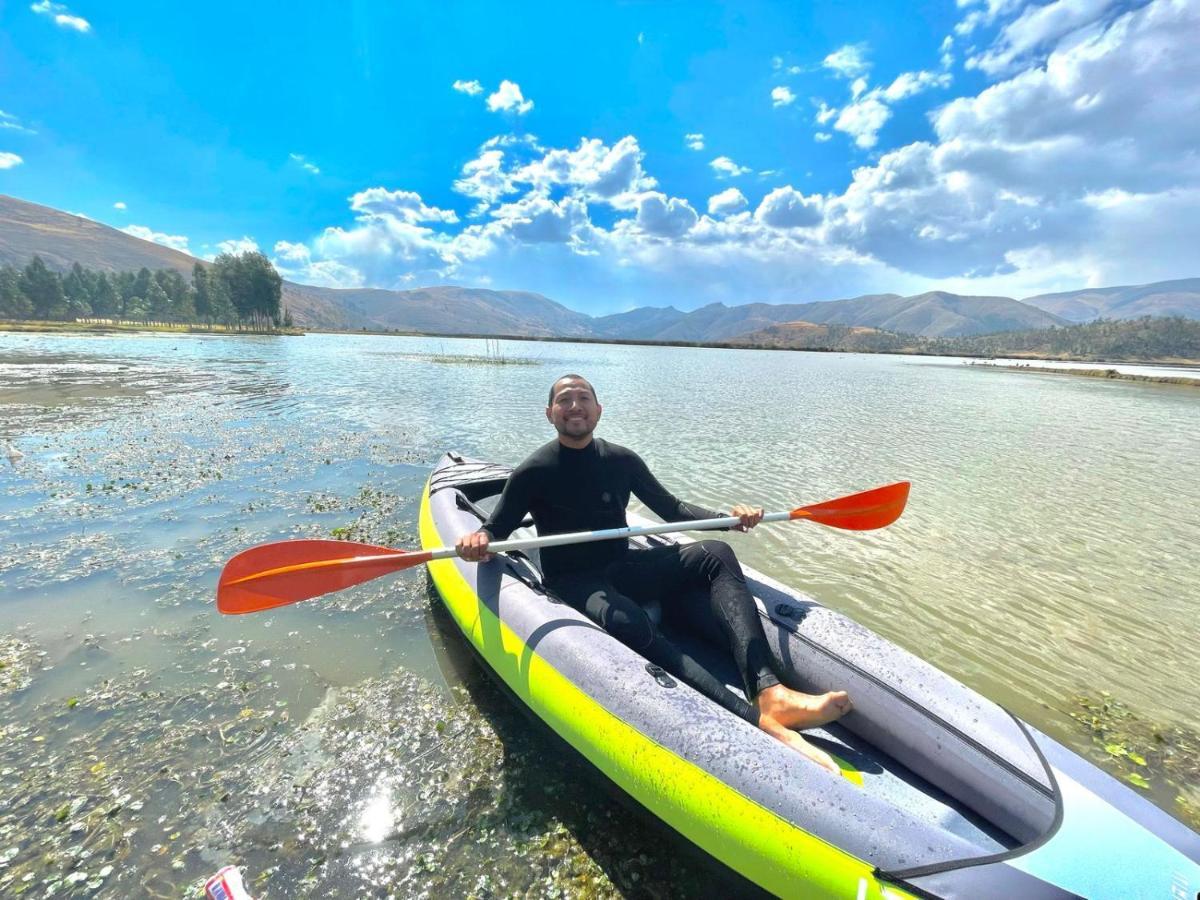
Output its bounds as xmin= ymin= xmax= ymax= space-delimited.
xmin=758 ymin=714 xmax=841 ymax=776
xmin=756 ymin=684 xmax=852 ymax=730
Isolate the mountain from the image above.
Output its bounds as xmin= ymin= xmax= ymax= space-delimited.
xmin=1022 ymin=278 xmax=1200 ymax=322
xmin=0 ymin=195 xmax=583 ymax=335
xmin=3 ymin=193 xmax=1196 ymax=340
xmin=597 ymin=292 xmax=1067 ymax=341
xmin=728 ymin=320 xmax=916 ymax=352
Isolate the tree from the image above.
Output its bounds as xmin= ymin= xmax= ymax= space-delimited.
xmin=192 ymin=263 xmax=211 ymax=320
xmin=212 ymin=251 xmax=282 ymax=324
xmin=0 ymin=265 xmax=33 ymax=318
xmin=91 ymin=272 xmax=120 ymax=316
xmin=155 ymin=268 xmax=193 ymax=320
xmin=62 ymin=262 xmax=94 ymax=318
xmin=19 ymin=256 xmax=67 ymax=319
xmin=146 ymin=281 xmax=171 ymax=320
xmin=207 ymin=271 xmax=235 ymax=324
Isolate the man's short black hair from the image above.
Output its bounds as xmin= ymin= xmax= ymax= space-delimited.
xmin=548 ymin=374 xmax=597 ymax=405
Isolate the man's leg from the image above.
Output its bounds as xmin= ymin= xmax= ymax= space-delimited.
xmin=548 ymin=571 xmax=762 ymax=726
xmin=613 ymin=542 xmax=852 ymax=774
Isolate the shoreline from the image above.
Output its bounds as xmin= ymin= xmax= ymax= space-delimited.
xmin=976 ymin=362 xmax=1200 ymax=387
xmin=0 ymin=319 xmax=302 ymax=336
xmin=4 ymin=319 xmax=1198 ymax=369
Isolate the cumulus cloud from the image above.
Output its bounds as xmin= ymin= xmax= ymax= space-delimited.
xmin=755 ymin=186 xmax=824 ymax=228
xmin=968 ymin=0 xmax=1127 ymax=75
xmin=30 ymin=0 xmax=90 ymax=31
xmin=290 ymin=153 xmax=320 ymax=175
xmin=487 ymin=80 xmax=534 ymax=114
xmin=215 ymin=237 xmax=260 ymax=256
xmin=834 ymin=97 xmax=892 ymax=148
xmin=122 ymin=224 xmax=189 ymax=252
xmin=350 ymin=187 xmax=459 ymax=224
xmin=452 ymin=79 xmax=483 ymax=95
xmin=685 ymin=132 xmax=705 ymax=150
xmin=710 ymin=156 xmax=751 ymax=178
xmin=771 ymin=86 xmax=796 ymax=107
xmin=0 ymin=151 xmax=23 ymax=169
xmin=823 ymin=43 xmax=870 ymax=78
xmin=636 ymin=193 xmax=699 ymax=238
xmin=707 ymin=187 xmax=749 ymax=216
xmin=263 ymin=1 xmax=1200 ymax=308
xmin=271 ymin=241 xmax=365 ymax=288
xmin=113 ymin=201 xmax=126 ymax=210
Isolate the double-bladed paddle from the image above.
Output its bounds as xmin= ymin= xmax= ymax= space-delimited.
xmin=216 ymin=480 xmax=910 ymax=615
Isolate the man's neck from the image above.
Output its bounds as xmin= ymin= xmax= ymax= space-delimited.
xmin=557 ymin=434 xmax=594 ymax=450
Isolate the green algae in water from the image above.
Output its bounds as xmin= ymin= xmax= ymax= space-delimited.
xmin=1070 ymin=691 xmax=1200 ymax=829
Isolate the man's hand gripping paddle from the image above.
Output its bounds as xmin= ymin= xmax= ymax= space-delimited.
xmin=216 ymin=481 xmax=910 ymax=615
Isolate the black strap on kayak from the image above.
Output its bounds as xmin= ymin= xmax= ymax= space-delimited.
xmin=873 ymin=711 xmax=1067 ymax=888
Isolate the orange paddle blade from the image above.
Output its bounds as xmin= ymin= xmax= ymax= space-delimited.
xmin=790 ymin=481 xmax=910 ymax=530
xmin=217 ymin=539 xmax=432 ymax=615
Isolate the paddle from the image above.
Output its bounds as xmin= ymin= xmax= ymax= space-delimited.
xmin=217 ymin=481 xmax=910 ymax=615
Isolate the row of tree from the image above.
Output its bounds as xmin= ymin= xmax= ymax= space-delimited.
xmin=0 ymin=253 xmax=288 ymax=327
xmin=927 ymin=317 xmax=1200 ymax=361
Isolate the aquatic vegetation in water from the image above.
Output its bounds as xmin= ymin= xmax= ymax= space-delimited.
xmin=1070 ymin=691 xmax=1200 ymax=829
xmin=0 ymin=636 xmax=44 ymax=695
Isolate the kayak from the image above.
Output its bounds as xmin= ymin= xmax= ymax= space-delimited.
xmin=420 ymin=452 xmax=1200 ymax=899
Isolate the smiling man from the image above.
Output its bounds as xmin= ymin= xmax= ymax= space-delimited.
xmin=457 ymin=374 xmax=852 ymax=773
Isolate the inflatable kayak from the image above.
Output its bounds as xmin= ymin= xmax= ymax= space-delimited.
xmin=420 ymin=452 xmax=1200 ymax=899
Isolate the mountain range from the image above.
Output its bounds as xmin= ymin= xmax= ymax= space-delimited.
xmin=3 ymin=194 xmax=1198 ymax=340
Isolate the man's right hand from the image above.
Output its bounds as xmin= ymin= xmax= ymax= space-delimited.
xmin=456 ymin=529 xmax=494 ymax=562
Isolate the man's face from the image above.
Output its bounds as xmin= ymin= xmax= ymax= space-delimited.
xmin=546 ymin=379 xmax=602 ymax=441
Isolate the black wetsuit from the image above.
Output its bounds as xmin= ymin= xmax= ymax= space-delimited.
xmin=482 ymin=438 xmax=779 ymax=724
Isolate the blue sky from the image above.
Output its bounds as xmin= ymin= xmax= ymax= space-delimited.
xmin=2 ymin=0 xmax=1197 ymax=314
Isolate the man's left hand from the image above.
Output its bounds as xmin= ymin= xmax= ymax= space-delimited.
xmin=730 ymin=504 xmax=764 ymax=532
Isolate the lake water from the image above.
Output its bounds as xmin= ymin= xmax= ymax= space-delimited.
xmin=2 ymin=330 xmax=1198 ymax=896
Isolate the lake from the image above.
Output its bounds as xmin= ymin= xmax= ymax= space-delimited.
xmin=2 ymin=330 xmax=1198 ymax=896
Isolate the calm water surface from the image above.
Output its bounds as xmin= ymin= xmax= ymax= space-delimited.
xmin=1 ymin=331 xmax=1198 ymax=895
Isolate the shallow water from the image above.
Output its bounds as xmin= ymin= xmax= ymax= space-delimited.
xmin=1 ymin=330 xmax=1198 ymax=896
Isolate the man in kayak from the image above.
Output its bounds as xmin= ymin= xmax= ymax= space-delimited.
xmin=457 ymin=374 xmax=851 ymax=773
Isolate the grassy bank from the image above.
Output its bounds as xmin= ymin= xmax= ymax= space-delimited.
xmin=986 ymin=363 xmax=1200 ymax=387
xmin=0 ymin=319 xmax=302 ymax=336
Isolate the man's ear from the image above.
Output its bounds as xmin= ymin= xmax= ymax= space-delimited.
xmin=595 ymin=403 xmax=603 ymax=423
xmin=545 ymin=406 xmax=553 ymax=425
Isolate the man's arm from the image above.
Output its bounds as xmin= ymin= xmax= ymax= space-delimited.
xmin=457 ymin=466 xmax=534 ymax=561
xmin=628 ymin=452 xmax=761 ymax=529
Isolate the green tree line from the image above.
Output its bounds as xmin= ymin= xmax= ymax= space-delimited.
xmin=0 ymin=252 xmax=289 ymax=327
xmin=926 ymin=317 xmax=1200 ymax=361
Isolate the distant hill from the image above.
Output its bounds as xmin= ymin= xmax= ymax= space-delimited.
xmin=927 ymin=316 xmax=1200 ymax=363
xmin=728 ymin=320 xmax=916 ymax=352
xmin=3 ymin=193 xmax=1197 ymax=340
xmin=598 ymin=291 xmax=1066 ymax=341
xmin=1022 ymin=279 xmax=1200 ymax=323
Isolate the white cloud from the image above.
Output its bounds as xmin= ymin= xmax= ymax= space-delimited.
xmin=350 ymin=187 xmax=459 ymax=224
xmin=969 ymin=0 xmax=1125 ymax=75
xmin=814 ymin=101 xmax=838 ymax=124
xmin=823 ymin=43 xmax=870 ymax=78
xmin=814 ymin=132 xmax=833 ymax=142
xmin=121 ymin=224 xmax=189 ymax=253
xmin=0 ymin=110 xmax=35 ymax=134
xmin=685 ymin=132 xmax=705 ymax=150
xmin=263 ymin=1 xmax=1200 ymax=309
xmin=834 ymin=97 xmax=892 ymax=148
xmin=290 ymin=153 xmax=320 ymax=175
xmin=452 ymin=79 xmax=483 ymax=96
xmin=710 ymin=156 xmax=751 ymax=178
xmin=30 ymin=1 xmax=90 ymax=31
xmin=487 ymin=80 xmax=534 ymax=115
xmin=771 ymin=86 xmax=796 ymax=107
xmin=113 ymin=201 xmax=126 ymax=210
xmin=636 ymin=192 xmax=699 ymax=238
xmin=216 ymin=237 xmax=260 ymax=256
xmin=707 ymin=187 xmax=749 ymax=216
xmin=0 ymin=151 xmax=23 ymax=169
xmin=755 ymin=186 xmax=824 ymax=228
xmin=491 ymin=195 xmax=592 ymax=244
xmin=883 ymin=70 xmax=953 ymax=101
